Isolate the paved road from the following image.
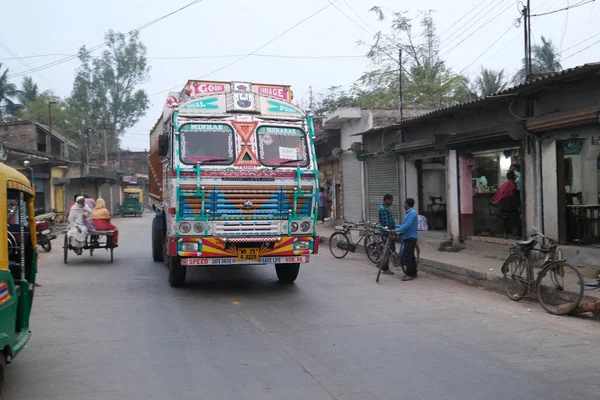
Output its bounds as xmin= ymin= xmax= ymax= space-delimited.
xmin=5 ymin=215 xmax=600 ymax=399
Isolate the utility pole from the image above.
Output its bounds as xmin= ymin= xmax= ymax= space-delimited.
xmin=102 ymin=122 xmax=108 ymax=166
xmin=398 ymin=48 xmax=403 ymax=121
xmin=523 ymin=1 xmax=532 ymax=80
xmin=309 ymin=86 xmax=314 ymax=112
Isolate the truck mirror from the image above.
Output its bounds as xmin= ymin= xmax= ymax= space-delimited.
xmin=158 ymin=135 xmax=169 ymax=157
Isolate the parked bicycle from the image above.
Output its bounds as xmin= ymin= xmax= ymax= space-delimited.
xmin=501 ymin=231 xmax=584 ymax=315
xmin=329 ymin=221 xmax=381 ymax=263
xmin=375 ymin=226 xmax=420 ymax=283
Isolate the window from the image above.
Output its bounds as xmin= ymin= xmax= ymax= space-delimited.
xmin=257 ymin=126 xmax=309 ymax=167
xmin=37 ymin=130 xmax=47 ymax=153
xmin=179 ymin=123 xmax=234 ymax=165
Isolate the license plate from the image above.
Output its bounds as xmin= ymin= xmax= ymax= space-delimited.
xmin=237 ymin=248 xmax=259 ymax=261
xmin=41 ymin=229 xmax=50 ymax=235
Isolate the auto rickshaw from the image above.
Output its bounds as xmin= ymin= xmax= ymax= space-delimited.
xmin=121 ymin=188 xmax=143 ymax=217
xmin=0 ymin=161 xmax=37 ymax=396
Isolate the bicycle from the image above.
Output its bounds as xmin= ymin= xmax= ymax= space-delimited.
xmin=329 ymin=221 xmax=381 ymax=263
xmin=375 ymin=226 xmax=420 ymax=283
xmin=501 ymin=231 xmax=584 ymax=315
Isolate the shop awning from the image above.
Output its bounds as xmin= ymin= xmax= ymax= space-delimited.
xmin=526 ymin=105 xmax=600 ymax=133
xmin=446 ymin=126 xmax=513 ymax=150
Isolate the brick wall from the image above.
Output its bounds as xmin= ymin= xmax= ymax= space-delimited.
xmin=0 ymin=122 xmax=37 ymax=151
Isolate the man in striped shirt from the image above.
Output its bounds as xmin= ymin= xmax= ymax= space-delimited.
xmin=378 ymin=194 xmax=396 ymax=275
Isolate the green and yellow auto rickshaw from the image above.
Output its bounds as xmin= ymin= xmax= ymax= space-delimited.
xmin=1 ymin=161 xmax=37 ymax=396
xmin=122 ymin=188 xmax=144 ymax=217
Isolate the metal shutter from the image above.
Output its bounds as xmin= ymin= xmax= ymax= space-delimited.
xmin=366 ymin=156 xmax=399 ymax=223
xmin=341 ymin=153 xmax=363 ymax=223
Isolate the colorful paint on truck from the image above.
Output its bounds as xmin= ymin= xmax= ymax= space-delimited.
xmin=149 ymin=81 xmax=319 ymax=286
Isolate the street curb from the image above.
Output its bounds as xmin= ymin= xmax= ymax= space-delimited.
xmin=319 ymin=234 xmax=506 ymax=292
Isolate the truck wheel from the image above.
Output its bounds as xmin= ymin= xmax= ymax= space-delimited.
xmin=168 ymin=256 xmax=186 ymax=287
xmin=275 ymin=263 xmax=300 ymax=283
xmin=152 ymin=216 xmax=163 ymax=262
xmin=0 ymin=352 xmax=6 ymax=398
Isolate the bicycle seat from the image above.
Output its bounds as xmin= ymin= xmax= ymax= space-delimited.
xmin=343 ymin=224 xmax=354 ymax=229
xmin=517 ymin=239 xmax=536 ymax=246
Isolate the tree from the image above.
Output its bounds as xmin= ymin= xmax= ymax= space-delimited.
xmin=476 ymin=68 xmax=507 ymax=97
xmin=355 ymin=9 xmax=470 ymax=109
xmin=70 ymin=30 xmax=150 ymax=159
xmin=0 ymin=63 xmax=18 ymax=120
xmin=17 ymin=76 xmax=39 ymax=105
xmin=514 ymin=36 xmax=562 ymax=83
xmin=16 ymin=94 xmax=78 ymax=133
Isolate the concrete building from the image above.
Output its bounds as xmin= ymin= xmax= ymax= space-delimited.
xmin=349 ymin=62 xmax=600 ymax=265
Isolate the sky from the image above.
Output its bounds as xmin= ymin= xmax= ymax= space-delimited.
xmin=1 ymin=0 xmax=599 ymax=151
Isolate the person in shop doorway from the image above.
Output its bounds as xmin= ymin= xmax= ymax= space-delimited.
xmin=396 ymin=198 xmax=419 ymax=281
xmin=492 ymin=171 xmax=521 ymax=238
xmin=318 ymin=187 xmax=328 ymax=224
xmin=472 ymin=167 xmax=488 ymax=193
xmin=510 ymin=164 xmax=522 ymax=192
xmin=378 ymin=194 xmax=396 ymax=275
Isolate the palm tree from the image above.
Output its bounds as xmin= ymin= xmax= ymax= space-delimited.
xmin=0 ymin=63 xmax=18 ymax=120
xmin=17 ymin=76 xmax=39 ymax=105
xmin=514 ymin=36 xmax=562 ymax=83
xmin=476 ymin=68 xmax=507 ymax=96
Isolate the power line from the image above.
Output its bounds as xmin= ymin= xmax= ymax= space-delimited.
xmin=460 ymin=22 xmax=517 ymax=74
xmin=0 ymin=41 xmax=64 ymax=97
xmin=149 ymin=0 xmax=341 ymax=98
xmin=8 ymin=0 xmax=204 ymax=79
xmin=0 ymin=53 xmax=72 ymax=61
xmin=531 ymin=0 xmax=595 ymax=16
xmin=439 ymin=0 xmax=495 ymax=37
xmin=439 ymin=0 xmax=510 ymax=49
xmin=148 ymin=53 xmax=364 ymax=60
xmin=561 ymin=36 xmax=600 ymax=60
xmin=561 ymin=31 xmax=600 ymax=53
xmin=440 ymin=1 xmax=518 ymax=57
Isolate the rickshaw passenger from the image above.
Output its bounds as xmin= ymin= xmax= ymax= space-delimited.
xmin=67 ymin=196 xmax=92 ymax=255
xmin=92 ymin=199 xmax=119 ymax=246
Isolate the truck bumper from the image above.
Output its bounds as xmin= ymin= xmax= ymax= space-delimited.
xmin=167 ymin=235 xmax=317 ymax=261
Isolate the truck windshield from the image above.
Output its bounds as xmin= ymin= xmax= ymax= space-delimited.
xmin=179 ymin=123 xmax=235 ymax=165
xmin=257 ymin=126 xmax=309 ymax=168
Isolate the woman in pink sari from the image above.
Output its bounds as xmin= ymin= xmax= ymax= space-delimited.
xmin=91 ymin=199 xmax=119 ymax=246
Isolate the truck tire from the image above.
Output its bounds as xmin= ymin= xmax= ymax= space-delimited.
xmin=152 ymin=216 xmax=163 ymax=262
xmin=275 ymin=263 xmax=300 ymax=283
xmin=0 ymin=351 xmax=6 ymax=398
xmin=168 ymin=256 xmax=186 ymax=287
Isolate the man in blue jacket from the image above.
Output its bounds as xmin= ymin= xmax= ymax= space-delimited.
xmin=396 ymin=198 xmax=418 ymax=281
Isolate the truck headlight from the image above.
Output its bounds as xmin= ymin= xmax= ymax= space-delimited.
xmin=181 ymin=242 xmax=198 ymax=252
xmin=194 ymin=223 xmax=204 ymax=233
xmin=179 ymin=222 xmax=191 ymax=233
xmin=301 ymin=221 xmax=311 ymax=232
xmin=294 ymin=240 xmax=311 ymax=250
xmin=291 ymin=222 xmax=299 ymax=232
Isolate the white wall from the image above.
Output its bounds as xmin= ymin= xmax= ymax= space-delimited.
xmin=541 ymin=141 xmax=559 ymax=239
xmin=422 ymin=164 xmax=446 ymax=202
xmin=447 ymin=150 xmax=460 ymax=244
xmin=339 ymin=111 xmax=372 ymax=150
xmin=405 ymin=159 xmax=419 ymax=215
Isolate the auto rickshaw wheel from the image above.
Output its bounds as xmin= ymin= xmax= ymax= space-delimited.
xmin=0 ymin=351 xmax=5 ymax=398
xmin=63 ymin=235 xmax=69 ymax=264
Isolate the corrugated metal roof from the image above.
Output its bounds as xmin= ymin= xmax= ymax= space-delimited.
xmin=356 ymin=62 xmax=600 ymax=136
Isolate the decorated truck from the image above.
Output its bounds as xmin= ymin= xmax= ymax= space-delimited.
xmin=149 ymin=81 xmax=319 ymax=287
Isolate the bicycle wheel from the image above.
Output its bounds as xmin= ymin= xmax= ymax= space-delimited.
xmin=536 ymin=262 xmax=584 ymax=315
xmin=376 ymin=239 xmax=391 ymax=283
xmin=366 ymin=243 xmax=381 ymax=264
xmin=502 ymin=253 xmax=529 ymax=301
xmin=364 ymin=234 xmax=376 ymax=250
xmin=329 ymin=232 xmax=350 ymax=259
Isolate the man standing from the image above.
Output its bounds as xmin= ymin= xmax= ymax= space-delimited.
xmin=318 ymin=187 xmax=328 ymax=224
xmin=396 ymin=198 xmax=418 ymax=281
xmin=378 ymin=194 xmax=396 ymax=275
xmin=510 ymin=164 xmax=522 ymax=193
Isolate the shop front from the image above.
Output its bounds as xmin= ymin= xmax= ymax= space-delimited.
xmin=394 ymin=138 xmax=448 ymax=231
xmin=447 ymin=127 xmax=524 ymax=240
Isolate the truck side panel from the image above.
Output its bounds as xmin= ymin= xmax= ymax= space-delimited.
xmin=148 ymin=117 xmax=164 ymax=207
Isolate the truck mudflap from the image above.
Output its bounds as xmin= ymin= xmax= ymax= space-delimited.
xmin=181 ymin=255 xmax=310 ymax=266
